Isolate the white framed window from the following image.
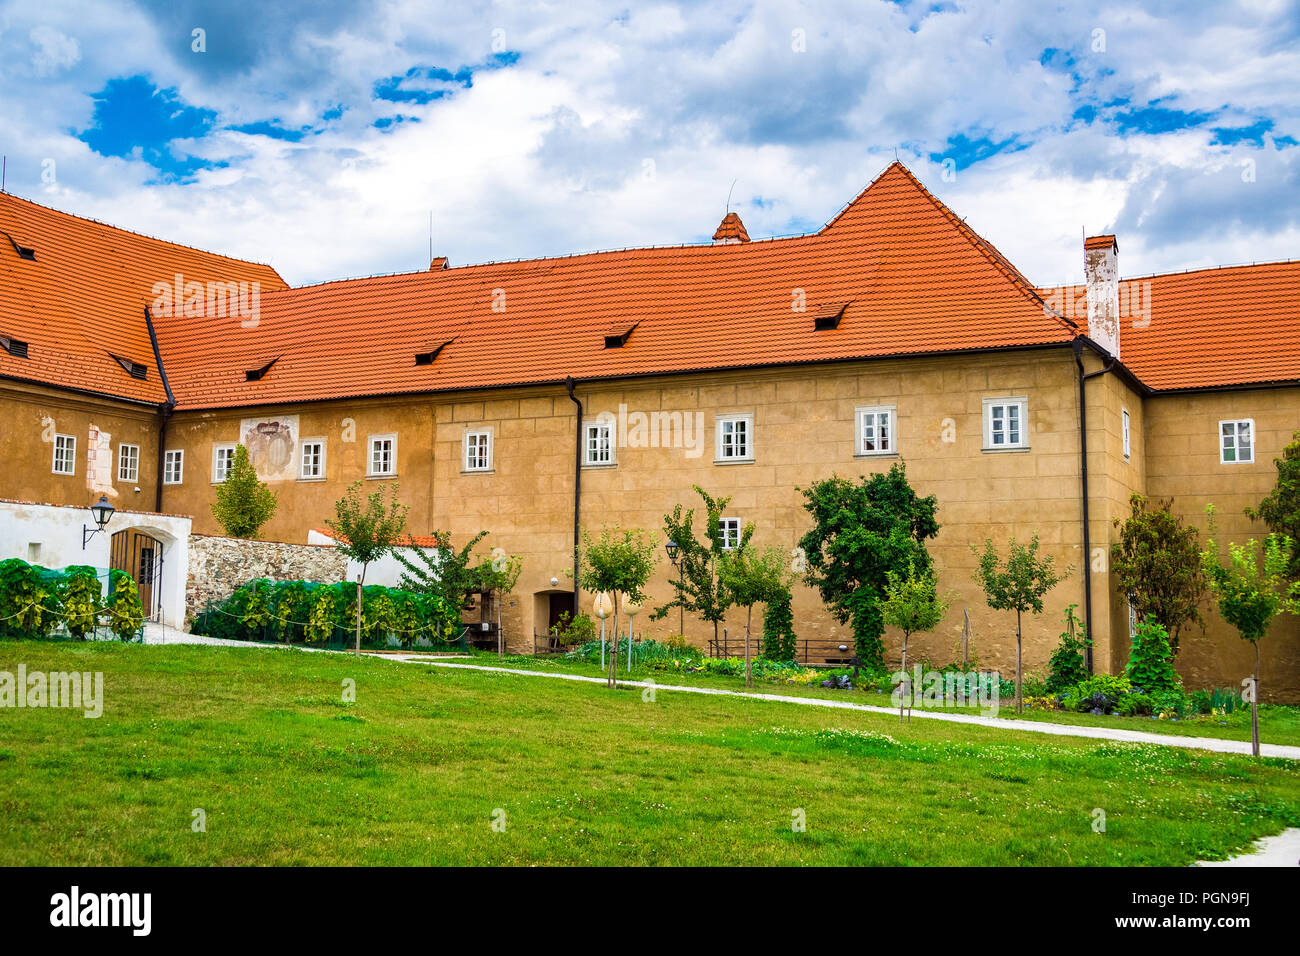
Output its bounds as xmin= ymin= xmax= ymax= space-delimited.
xmin=718 ymin=517 xmax=743 ymax=551
xmin=52 ymin=434 xmax=76 ymax=475
xmin=300 ymin=439 xmax=325 ymax=479
xmin=715 ymin=414 xmax=753 ymax=463
xmin=584 ymin=419 xmax=616 ymax=467
xmin=983 ymin=397 xmax=1028 ymax=450
xmin=212 ymin=443 xmax=237 ymax=482
xmin=368 ymin=434 xmax=397 ymax=476
xmin=163 ymin=449 xmax=184 ymax=485
xmin=118 ymin=443 xmax=140 ymax=482
xmin=856 ymin=405 xmax=896 ymax=456
xmin=1220 ymin=419 xmax=1254 ymax=464
xmin=463 ymin=430 xmax=492 ymax=472
xmin=1121 ymin=408 xmax=1131 ymax=459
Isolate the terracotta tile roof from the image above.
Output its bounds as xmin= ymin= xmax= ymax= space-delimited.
xmin=1118 ymin=261 xmax=1300 ymax=390
xmin=151 ymin=162 xmax=1076 ymax=409
xmin=1085 ymin=234 xmax=1117 ymax=251
xmin=712 ymin=212 xmax=750 ymax=243
xmin=0 ymin=190 xmax=286 ymax=404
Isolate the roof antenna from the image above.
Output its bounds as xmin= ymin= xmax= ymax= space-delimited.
xmin=725 ymin=179 xmax=737 ymax=215
xmin=2 ymin=156 xmax=6 ymax=193
xmin=428 ymin=211 xmax=433 ymax=262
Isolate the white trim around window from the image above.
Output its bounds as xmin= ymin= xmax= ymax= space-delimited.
xmin=212 ymin=443 xmax=237 ymax=483
xmin=855 ymin=404 xmax=897 ymax=457
xmin=1219 ymin=419 xmax=1254 ymax=464
xmin=163 ymin=449 xmax=184 ymax=485
xmin=299 ymin=438 xmax=326 ymax=480
xmin=982 ymin=397 xmax=1029 ymax=451
xmin=1121 ymin=408 xmax=1131 ymax=459
xmin=51 ymin=433 xmax=76 ymax=475
xmin=118 ymin=443 xmax=140 ymax=483
xmin=718 ymin=516 xmax=742 ymax=551
xmin=715 ymin=413 xmax=754 ymax=463
xmin=583 ymin=418 xmax=616 ymax=467
xmin=463 ymin=429 xmax=493 ymax=473
xmin=368 ymin=434 xmax=397 ymax=477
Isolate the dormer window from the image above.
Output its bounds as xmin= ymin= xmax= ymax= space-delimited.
xmin=0 ymin=335 xmax=28 ymax=358
xmin=245 ymin=357 xmax=278 ymax=381
xmin=604 ymin=323 xmax=638 ymax=349
xmin=110 ymin=354 xmax=148 ymax=379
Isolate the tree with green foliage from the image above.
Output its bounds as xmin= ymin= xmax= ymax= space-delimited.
xmin=1247 ymin=429 xmax=1300 ymax=580
xmin=797 ymin=463 xmax=939 ymax=670
xmin=653 ymin=485 xmax=752 ymax=649
xmin=210 ymin=444 xmax=278 ymax=538
xmin=1201 ymin=505 xmax=1300 ymax=756
xmin=761 ymin=587 xmax=797 ymax=662
xmin=479 ymin=550 xmax=523 ymax=658
xmin=719 ymin=546 xmax=790 ymax=688
xmin=395 ymin=530 xmax=489 ymax=612
xmin=61 ymin=566 xmax=101 ymax=638
xmin=880 ymin=560 xmax=951 ymax=722
xmin=1110 ymin=494 xmax=1206 ymax=655
xmin=325 ymin=481 xmax=409 ymax=656
xmin=578 ymin=527 xmax=658 ymax=688
xmin=1045 ymin=605 xmax=1091 ymax=695
xmin=105 ymin=570 xmax=145 ymax=641
xmin=1124 ymin=615 xmax=1180 ymax=695
xmin=971 ymin=535 xmax=1070 ymax=714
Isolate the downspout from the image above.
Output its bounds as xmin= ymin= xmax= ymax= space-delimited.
xmin=1072 ymin=338 xmax=1116 ymax=674
xmin=144 ymin=306 xmax=177 ymax=513
xmin=564 ymin=376 xmax=582 ymax=615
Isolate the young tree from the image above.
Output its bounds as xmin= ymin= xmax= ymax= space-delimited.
xmin=1110 ymin=494 xmax=1206 ymax=655
xmin=395 ymin=530 xmax=489 ymax=611
xmin=211 ymin=444 xmax=277 ymax=538
xmin=1045 ymin=605 xmax=1091 ymax=695
xmin=761 ymin=586 xmax=797 ymax=662
xmin=972 ymin=535 xmax=1070 ymax=714
xmin=798 ymin=463 xmax=939 ymax=670
xmin=719 ymin=546 xmax=790 ymax=688
xmin=478 ymin=551 xmax=523 ymax=658
xmin=653 ymin=485 xmax=752 ymax=650
xmin=880 ymin=560 xmax=950 ymax=720
xmin=1201 ymin=505 xmax=1300 ymax=756
xmin=325 ymin=481 xmax=409 ymax=656
xmin=1247 ymin=429 xmax=1300 ymax=580
xmin=578 ymin=527 xmax=658 ymax=688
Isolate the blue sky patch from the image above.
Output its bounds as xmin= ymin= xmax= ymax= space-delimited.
xmin=78 ymin=75 xmax=218 ymax=180
xmin=1111 ymin=103 xmax=1215 ymax=135
xmin=228 ymin=120 xmax=308 ymax=141
xmin=1210 ymin=118 xmax=1273 ymax=147
xmin=928 ymin=132 xmax=1024 ymax=168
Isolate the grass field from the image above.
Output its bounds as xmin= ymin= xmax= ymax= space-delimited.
xmin=1 ymin=641 xmax=1298 ymax=866
xmin=459 ymin=649 xmax=1300 ymax=747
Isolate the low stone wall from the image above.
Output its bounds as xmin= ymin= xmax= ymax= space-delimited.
xmin=186 ymin=534 xmax=349 ymax=622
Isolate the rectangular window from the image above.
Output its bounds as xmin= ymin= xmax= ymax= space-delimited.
xmin=213 ymin=444 xmax=237 ymax=482
xmin=118 ymin=443 xmax=140 ymax=482
xmin=300 ymin=439 xmax=325 ymax=479
xmin=983 ymin=397 xmax=1028 ymax=450
xmin=1121 ymin=408 xmax=1131 ymax=459
xmin=584 ymin=420 xmax=615 ymax=466
xmin=716 ymin=414 xmax=753 ymax=463
xmin=718 ymin=517 xmax=742 ymax=551
xmin=856 ymin=405 xmax=896 ymax=456
xmin=52 ymin=434 xmax=76 ymax=475
xmin=1220 ymin=419 xmax=1254 ymax=463
xmin=464 ymin=430 xmax=492 ymax=472
xmin=368 ymin=434 xmax=396 ymax=476
xmin=163 ymin=449 xmax=184 ymax=485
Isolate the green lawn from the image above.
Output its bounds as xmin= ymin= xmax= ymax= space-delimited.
xmin=1 ymin=641 xmax=1297 ymax=866
xmin=462 ymin=649 xmax=1300 ymax=747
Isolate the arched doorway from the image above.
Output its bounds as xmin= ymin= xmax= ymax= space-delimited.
xmin=110 ymin=528 xmax=164 ymax=622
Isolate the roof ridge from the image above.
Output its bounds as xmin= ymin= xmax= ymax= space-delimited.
xmin=0 ymin=188 xmax=286 ymax=280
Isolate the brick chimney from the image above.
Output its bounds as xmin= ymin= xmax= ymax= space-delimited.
xmin=429 ymin=256 xmax=448 ymax=271
xmin=712 ymin=212 xmax=750 ymax=244
xmin=1084 ymin=234 xmax=1119 ymax=357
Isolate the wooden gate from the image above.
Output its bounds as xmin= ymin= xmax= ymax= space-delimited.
xmin=109 ymin=529 xmax=164 ymax=622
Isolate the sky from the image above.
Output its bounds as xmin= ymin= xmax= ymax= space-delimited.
xmin=0 ymin=0 xmax=1297 ymax=287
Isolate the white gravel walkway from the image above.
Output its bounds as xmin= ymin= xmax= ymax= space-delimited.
xmin=1197 ymin=828 xmax=1300 ymax=867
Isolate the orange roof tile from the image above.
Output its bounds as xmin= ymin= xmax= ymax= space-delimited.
xmin=1085 ymin=234 xmax=1118 ymax=251
xmin=151 ymin=163 xmax=1076 ymax=409
xmin=0 ymin=190 xmax=286 ymax=404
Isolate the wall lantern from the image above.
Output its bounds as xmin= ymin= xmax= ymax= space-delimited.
xmin=664 ymin=540 xmax=679 ymax=565
xmin=82 ymin=495 xmax=115 ymax=549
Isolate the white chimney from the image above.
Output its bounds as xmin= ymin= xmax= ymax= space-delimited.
xmin=1084 ymin=234 xmax=1119 ymax=358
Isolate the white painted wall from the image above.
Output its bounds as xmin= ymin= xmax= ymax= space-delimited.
xmin=307 ymin=530 xmax=438 ymax=587
xmin=0 ymin=500 xmax=192 ymax=628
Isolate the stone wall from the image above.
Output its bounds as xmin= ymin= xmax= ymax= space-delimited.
xmin=186 ymin=533 xmax=349 ymax=621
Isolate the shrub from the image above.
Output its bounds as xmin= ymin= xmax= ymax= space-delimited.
xmin=0 ymin=559 xmax=60 ymax=638
xmin=105 ymin=571 xmax=145 ymax=640
xmin=550 ymin=611 xmax=597 ymax=647
xmin=1045 ymin=605 xmax=1091 ymax=694
xmin=1060 ymin=674 xmax=1133 ymax=714
xmin=60 ymin=566 xmax=101 ymax=638
xmin=1124 ymin=615 xmax=1181 ymax=695
xmin=761 ymin=587 xmax=797 ymax=661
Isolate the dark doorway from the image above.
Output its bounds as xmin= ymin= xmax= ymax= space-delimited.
xmin=547 ymin=592 xmax=574 ymax=632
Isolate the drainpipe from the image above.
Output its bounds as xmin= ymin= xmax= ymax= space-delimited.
xmin=1072 ymin=338 xmax=1116 ymax=674
xmin=564 ymin=376 xmax=582 ymax=616
xmin=144 ymin=306 xmax=177 ymax=513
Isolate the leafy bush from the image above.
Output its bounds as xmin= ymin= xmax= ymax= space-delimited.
xmin=761 ymin=587 xmax=797 ymax=661
xmin=0 ymin=559 xmax=145 ymax=641
xmin=1124 ymin=615 xmax=1181 ymax=695
xmin=105 ymin=571 xmax=145 ymax=640
xmin=550 ymin=611 xmax=596 ymax=647
xmin=1060 ymin=674 xmax=1134 ymax=715
xmin=1045 ymin=605 xmax=1091 ymax=694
